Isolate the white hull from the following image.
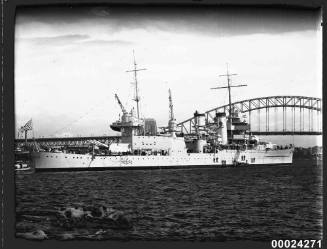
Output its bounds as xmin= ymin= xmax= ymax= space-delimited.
xmin=32 ymin=149 xmax=293 ymax=171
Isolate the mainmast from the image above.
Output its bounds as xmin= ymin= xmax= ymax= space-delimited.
xmin=211 ymin=64 xmax=247 ymax=143
xmin=211 ymin=64 xmax=247 ymax=119
xmin=126 ymin=50 xmax=147 ymax=119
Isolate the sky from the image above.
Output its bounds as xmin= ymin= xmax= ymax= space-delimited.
xmin=15 ymin=6 xmax=322 ymax=146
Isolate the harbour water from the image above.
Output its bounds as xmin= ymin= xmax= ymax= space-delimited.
xmin=15 ymin=159 xmax=322 ymax=241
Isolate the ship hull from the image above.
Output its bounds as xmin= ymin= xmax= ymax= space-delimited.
xmin=32 ymin=149 xmax=293 ymax=171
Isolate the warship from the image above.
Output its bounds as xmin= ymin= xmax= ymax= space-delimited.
xmin=31 ymin=56 xmax=293 ymax=171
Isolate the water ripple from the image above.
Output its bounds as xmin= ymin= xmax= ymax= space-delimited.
xmin=15 ymin=160 xmax=322 ymax=241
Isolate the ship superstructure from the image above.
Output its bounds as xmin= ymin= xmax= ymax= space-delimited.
xmin=31 ymin=56 xmax=293 ymax=171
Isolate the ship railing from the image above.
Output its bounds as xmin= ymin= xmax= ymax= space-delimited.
xmin=208 ymin=143 xmax=294 ymax=152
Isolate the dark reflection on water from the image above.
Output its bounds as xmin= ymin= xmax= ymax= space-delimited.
xmin=15 ymin=160 xmax=322 ymax=241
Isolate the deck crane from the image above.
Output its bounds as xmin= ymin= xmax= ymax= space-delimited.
xmin=168 ymin=88 xmax=175 ymax=121
xmin=168 ymin=88 xmax=177 ymax=136
xmin=114 ymin=94 xmax=127 ymax=114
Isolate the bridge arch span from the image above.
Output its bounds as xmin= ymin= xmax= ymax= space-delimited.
xmin=206 ymin=95 xmax=321 ymax=115
xmin=178 ymin=95 xmax=322 ymax=135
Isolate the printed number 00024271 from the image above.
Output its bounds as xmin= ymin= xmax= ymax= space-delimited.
xmin=271 ymin=240 xmax=322 ymax=248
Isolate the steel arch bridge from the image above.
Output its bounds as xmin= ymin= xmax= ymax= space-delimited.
xmin=177 ymin=96 xmax=322 ymax=136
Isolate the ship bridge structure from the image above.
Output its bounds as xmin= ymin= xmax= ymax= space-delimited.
xmin=178 ymin=95 xmax=322 ymax=136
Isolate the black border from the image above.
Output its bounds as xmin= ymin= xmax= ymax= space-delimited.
xmin=2 ymin=1 xmax=326 ymax=249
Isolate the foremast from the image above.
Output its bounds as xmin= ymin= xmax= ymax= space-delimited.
xmin=126 ymin=50 xmax=147 ymax=119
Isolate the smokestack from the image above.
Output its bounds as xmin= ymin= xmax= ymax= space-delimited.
xmin=216 ymin=112 xmax=227 ymax=145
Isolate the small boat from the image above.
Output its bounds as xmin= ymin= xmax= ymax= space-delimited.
xmin=15 ymin=160 xmax=31 ymax=171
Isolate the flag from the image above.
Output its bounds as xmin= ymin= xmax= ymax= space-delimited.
xmin=20 ymin=119 xmax=33 ymax=132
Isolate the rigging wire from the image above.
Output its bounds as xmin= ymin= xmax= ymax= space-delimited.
xmin=50 ymin=94 xmax=113 ymax=137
